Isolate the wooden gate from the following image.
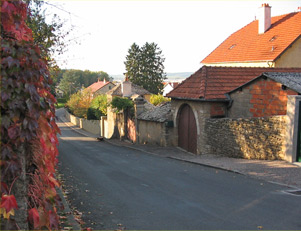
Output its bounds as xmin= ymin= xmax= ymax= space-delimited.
xmin=178 ymin=104 xmax=197 ymax=154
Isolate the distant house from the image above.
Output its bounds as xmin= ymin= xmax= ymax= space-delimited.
xmin=86 ymin=79 xmax=115 ymax=97
xmin=106 ymin=80 xmax=151 ymax=139
xmin=55 ymin=86 xmax=64 ymax=98
xmin=201 ymin=4 xmax=301 ymax=68
xmin=167 ymin=66 xmax=301 ymax=162
xmin=106 ymin=80 xmax=151 ymax=102
xmin=162 ymin=82 xmax=179 ymax=97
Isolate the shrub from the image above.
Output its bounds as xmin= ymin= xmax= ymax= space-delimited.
xmin=66 ymin=89 xmax=92 ymax=118
xmin=110 ymin=96 xmax=133 ymax=113
xmin=87 ymin=94 xmax=108 ymax=120
xmin=150 ymin=94 xmax=171 ymax=106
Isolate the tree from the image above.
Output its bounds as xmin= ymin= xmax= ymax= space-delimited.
xmin=124 ymin=42 xmax=166 ymax=94
xmin=87 ymin=94 xmax=108 ymax=120
xmin=66 ymin=89 xmax=93 ymax=118
xmin=58 ymin=69 xmax=110 ymax=97
xmin=58 ymin=70 xmax=83 ymax=96
xmin=25 ymin=0 xmax=69 ymax=66
xmin=25 ymin=0 xmax=74 ymax=95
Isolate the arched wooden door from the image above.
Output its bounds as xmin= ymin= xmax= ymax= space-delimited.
xmin=178 ymin=104 xmax=197 ymax=154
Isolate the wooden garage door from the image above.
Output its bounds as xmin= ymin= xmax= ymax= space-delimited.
xmin=178 ymin=104 xmax=197 ymax=154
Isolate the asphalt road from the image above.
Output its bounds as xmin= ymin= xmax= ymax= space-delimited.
xmin=57 ymin=118 xmax=301 ymax=230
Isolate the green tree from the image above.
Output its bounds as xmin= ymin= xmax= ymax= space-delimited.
xmin=25 ymin=0 xmax=69 ymax=66
xmin=87 ymin=94 xmax=108 ymax=119
xmin=58 ymin=70 xmax=83 ymax=96
xmin=124 ymin=42 xmax=166 ymax=94
xmin=58 ymin=69 xmax=110 ymax=97
xmin=25 ymin=0 xmax=75 ymax=96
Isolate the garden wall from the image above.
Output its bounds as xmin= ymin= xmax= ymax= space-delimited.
xmin=137 ymin=120 xmax=168 ymax=146
xmin=204 ymin=116 xmax=287 ymax=160
xmin=64 ymin=110 xmax=102 ymax=136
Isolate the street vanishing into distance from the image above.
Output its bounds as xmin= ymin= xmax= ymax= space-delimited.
xmin=57 ymin=114 xmax=301 ymax=230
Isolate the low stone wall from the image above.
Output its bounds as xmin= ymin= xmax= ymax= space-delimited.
xmin=138 ymin=120 xmax=166 ymax=146
xmin=64 ymin=110 xmax=102 ymax=136
xmin=137 ymin=120 xmax=176 ymax=147
xmin=204 ymin=116 xmax=287 ymax=160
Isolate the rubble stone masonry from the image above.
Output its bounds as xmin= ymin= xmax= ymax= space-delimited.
xmin=204 ymin=116 xmax=287 ymax=160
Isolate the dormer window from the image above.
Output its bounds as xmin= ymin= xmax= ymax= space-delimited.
xmin=269 ymin=35 xmax=278 ymax=42
xmin=229 ymin=44 xmax=236 ymax=50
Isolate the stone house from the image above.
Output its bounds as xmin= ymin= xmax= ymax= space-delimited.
xmin=86 ymin=79 xmax=115 ymax=97
xmin=167 ymin=66 xmax=301 ymax=162
xmin=105 ymin=80 xmax=151 ymax=139
xmin=201 ymin=4 xmax=301 ymax=68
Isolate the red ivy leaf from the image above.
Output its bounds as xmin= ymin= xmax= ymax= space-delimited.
xmin=0 ymin=194 xmax=18 ymax=213
xmin=28 ymin=208 xmax=40 ymax=229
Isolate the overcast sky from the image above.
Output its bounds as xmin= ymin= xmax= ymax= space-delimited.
xmin=46 ymin=0 xmax=301 ymax=75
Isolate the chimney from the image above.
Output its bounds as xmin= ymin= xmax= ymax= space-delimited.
xmin=298 ymin=6 xmax=301 ymax=12
xmin=258 ymin=3 xmax=271 ymax=34
xmin=121 ymin=81 xmax=132 ymax=97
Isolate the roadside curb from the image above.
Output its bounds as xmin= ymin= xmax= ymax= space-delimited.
xmin=56 ymin=186 xmax=81 ymax=230
xmin=167 ymin=156 xmax=243 ymax=175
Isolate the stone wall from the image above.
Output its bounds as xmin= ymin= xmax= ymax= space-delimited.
xmin=65 ymin=110 xmax=102 ymax=135
xmin=204 ymin=116 xmax=287 ymax=160
xmin=137 ymin=120 xmax=176 ymax=147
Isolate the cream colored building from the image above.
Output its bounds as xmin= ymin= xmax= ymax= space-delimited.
xmin=201 ymin=4 xmax=301 ymax=68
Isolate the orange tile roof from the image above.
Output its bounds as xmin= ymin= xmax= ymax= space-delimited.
xmin=201 ymin=12 xmax=301 ymax=64
xmin=87 ymin=81 xmax=109 ymax=93
xmin=167 ymin=66 xmax=301 ymax=100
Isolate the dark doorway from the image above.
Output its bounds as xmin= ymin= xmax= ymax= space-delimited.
xmin=178 ymin=104 xmax=197 ymax=154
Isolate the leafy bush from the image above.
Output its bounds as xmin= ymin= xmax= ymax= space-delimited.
xmin=110 ymin=96 xmax=133 ymax=113
xmin=150 ymin=94 xmax=171 ymax=106
xmin=66 ymin=89 xmax=92 ymax=118
xmin=87 ymin=94 xmax=107 ymax=120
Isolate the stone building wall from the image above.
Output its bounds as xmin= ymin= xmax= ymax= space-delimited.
xmin=229 ymin=78 xmax=298 ymax=118
xmin=204 ymin=116 xmax=287 ymax=160
xmin=171 ymin=99 xmax=228 ymax=154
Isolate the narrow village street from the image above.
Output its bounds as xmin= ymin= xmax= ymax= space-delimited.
xmin=56 ymin=111 xmax=301 ymax=230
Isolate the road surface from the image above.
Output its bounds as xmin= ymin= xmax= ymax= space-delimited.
xmin=57 ymin=117 xmax=301 ymax=230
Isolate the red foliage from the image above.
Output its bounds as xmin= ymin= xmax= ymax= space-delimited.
xmin=1 ymin=195 xmax=18 ymax=213
xmin=1 ymin=0 xmax=61 ymax=229
xmin=28 ymin=208 xmax=39 ymax=229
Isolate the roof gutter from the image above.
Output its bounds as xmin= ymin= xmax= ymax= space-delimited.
xmin=170 ymin=96 xmax=229 ymax=103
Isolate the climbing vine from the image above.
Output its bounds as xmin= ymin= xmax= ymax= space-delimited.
xmin=1 ymin=1 xmax=61 ymax=229
xmin=110 ymin=96 xmax=134 ymax=113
